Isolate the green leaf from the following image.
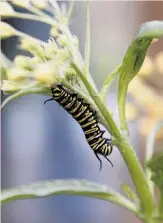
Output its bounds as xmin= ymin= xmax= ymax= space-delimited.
xmin=145 ymin=121 xmax=163 ymax=194
xmin=118 ymin=20 xmax=163 ymax=134
xmin=1 ymin=179 xmax=137 ymax=215
xmin=121 ymin=184 xmax=137 ymax=202
xmin=147 ymin=153 xmax=163 ymax=191
xmin=147 ymin=153 xmax=163 ymax=218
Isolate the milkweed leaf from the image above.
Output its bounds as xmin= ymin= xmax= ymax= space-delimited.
xmin=1 ymin=179 xmax=137 ymax=215
xmin=118 ymin=20 xmax=163 ymax=135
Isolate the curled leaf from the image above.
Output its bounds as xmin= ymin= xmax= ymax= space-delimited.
xmin=118 ymin=20 xmax=163 ymax=134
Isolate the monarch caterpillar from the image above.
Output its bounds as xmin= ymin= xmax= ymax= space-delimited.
xmin=44 ymin=85 xmax=113 ymax=170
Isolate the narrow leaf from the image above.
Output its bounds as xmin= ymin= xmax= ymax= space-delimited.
xmin=1 ymin=179 xmax=137 ymax=215
xmin=118 ymin=20 xmax=163 ymax=134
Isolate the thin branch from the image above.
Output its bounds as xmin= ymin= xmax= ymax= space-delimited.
xmin=29 ymin=4 xmax=53 ymax=19
xmin=1 ymin=83 xmax=50 ymax=110
xmin=2 ymin=12 xmax=55 ymax=26
xmin=84 ymin=0 xmax=91 ymax=78
xmin=100 ymin=64 xmax=121 ymax=101
xmin=49 ymin=0 xmax=61 ymax=18
xmin=16 ymin=30 xmax=46 ymax=45
xmin=67 ymin=0 xmax=74 ymax=23
xmin=158 ymin=191 xmax=163 ymax=219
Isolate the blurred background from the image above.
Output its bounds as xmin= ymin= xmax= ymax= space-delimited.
xmin=1 ymin=1 xmax=163 ymax=223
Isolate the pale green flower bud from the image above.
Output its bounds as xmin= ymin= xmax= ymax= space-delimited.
xmin=65 ymin=68 xmax=76 ymax=81
xmin=0 ymin=22 xmax=17 ymax=39
xmin=1 ymin=81 xmax=21 ymax=92
xmin=12 ymin=0 xmax=30 ymax=8
xmin=57 ymin=34 xmax=68 ymax=47
xmin=8 ymin=67 xmax=29 ymax=82
xmin=14 ymin=56 xmax=33 ymax=70
xmin=43 ymin=39 xmax=59 ymax=59
xmin=31 ymin=0 xmax=47 ymax=9
xmin=19 ymin=37 xmax=44 ymax=58
xmin=0 ymin=2 xmax=15 ymax=16
xmin=50 ymin=26 xmax=59 ymax=38
xmin=30 ymin=56 xmax=42 ymax=65
xmin=34 ymin=62 xmax=57 ymax=85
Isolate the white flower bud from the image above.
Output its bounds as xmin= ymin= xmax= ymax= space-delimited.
xmin=19 ymin=37 xmax=44 ymax=57
xmin=0 ymin=22 xmax=17 ymax=39
xmin=0 ymin=2 xmax=15 ymax=16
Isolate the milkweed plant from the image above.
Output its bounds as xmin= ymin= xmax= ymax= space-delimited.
xmin=0 ymin=1 xmax=163 ymax=223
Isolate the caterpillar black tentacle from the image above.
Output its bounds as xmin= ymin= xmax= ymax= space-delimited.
xmin=45 ymin=84 xmax=113 ymax=170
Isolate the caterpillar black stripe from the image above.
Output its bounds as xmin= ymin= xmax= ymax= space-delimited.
xmin=44 ymin=85 xmax=113 ymax=170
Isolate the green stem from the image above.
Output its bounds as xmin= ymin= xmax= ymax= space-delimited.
xmin=113 ymin=140 xmax=154 ymax=219
xmin=29 ymin=5 xmax=53 ymax=19
xmin=158 ymin=191 xmax=163 ymax=218
xmin=100 ymin=64 xmax=121 ymax=101
xmin=72 ymin=62 xmax=154 ymax=218
xmin=16 ymin=30 xmax=46 ymax=45
xmin=67 ymin=0 xmax=74 ymax=23
xmin=84 ymin=0 xmax=91 ymax=78
xmin=145 ymin=121 xmax=163 ymax=196
xmin=72 ymin=62 xmax=121 ymax=137
xmin=49 ymin=0 xmax=61 ymax=18
xmin=2 ymin=12 xmax=55 ymax=26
